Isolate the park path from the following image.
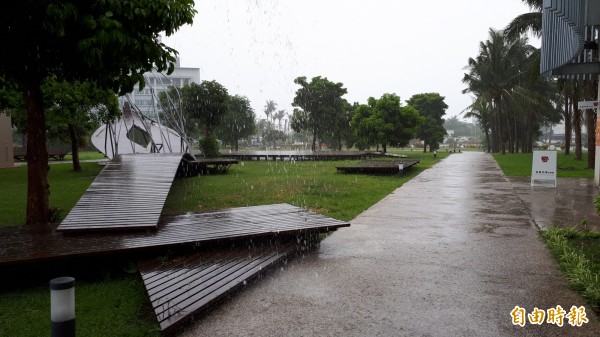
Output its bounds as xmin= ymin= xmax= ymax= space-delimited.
xmin=181 ymin=152 xmax=599 ymax=337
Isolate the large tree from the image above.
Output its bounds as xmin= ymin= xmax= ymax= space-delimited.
xmin=181 ymin=80 xmax=229 ymax=157
xmin=406 ymin=93 xmax=448 ymax=152
xmin=291 ymin=76 xmax=348 ymax=151
xmin=217 ymin=94 xmax=256 ymax=151
xmin=351 ymin=93 xmax=422 ymax=153
xmin=0 ymin=1 xmax=195 ymax=226
xmin=182 ymin=81 xmax=229 ymax=137
xmin=43 ymin=77 xmax=120 ymax=171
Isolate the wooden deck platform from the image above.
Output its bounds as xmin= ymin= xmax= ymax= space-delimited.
xmin=220 ymin=150 xmax=376 ymax=161
xmin=336 ymin=160 xmax=420 ymax=174
xmin=180 ymin=158 xmax=239 ymax=175
xmin=139 ymin=242 xmax=298 ymax=332
xmin=0 ymin=204 xmax=349 ymax=266
xmin=57 ymin=153 xmax=185 ymax=233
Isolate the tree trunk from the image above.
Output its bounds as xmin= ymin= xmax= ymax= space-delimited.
xmin=495 ymin=99 xmax=505 ymax=154
xmin=587 ymin=109 xmax=596 ymax=169
xmin=506 ymin=111 xmax=514 ymax=154
xmin=311 ymin=128 xmax=317 ymax=151
xmin=423 ymin=140 xmax=427 ymax=153
xmin=234 ymin=138 xmax=239 ymax=151
xmin=68 ymin=124 xmax=81 ymax=172
xmin=571 ymin=83 xmax=583 ymax=160
xmin=574 ymin=105 xmax=582 ymax=160
xmin=23 ymin=81 xmax=50 ymax=226
xmin=564 ymin=96 xmax=572 ymax=155
xmin=485 ymin=128 xmax=491 ymax=153
xmin=382 ymin=143 xmax=387 ymax=154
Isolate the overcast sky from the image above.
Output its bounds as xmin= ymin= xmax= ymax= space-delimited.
xmin=164 ymin=0 xmax=537 ymax=121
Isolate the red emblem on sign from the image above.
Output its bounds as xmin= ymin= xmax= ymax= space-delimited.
xmin=541 ymin=156 xmax=549 ymax=163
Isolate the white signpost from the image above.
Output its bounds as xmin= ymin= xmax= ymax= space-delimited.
xmin=578 ymin=100 xmax=599 ymax=110
xmin=531 ymin=150 xmax=557 ymax=187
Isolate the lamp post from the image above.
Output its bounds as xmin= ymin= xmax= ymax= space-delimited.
xmin=50 ymin=277 xmax=75 ymax=337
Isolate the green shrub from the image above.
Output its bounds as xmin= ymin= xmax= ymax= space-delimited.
xmin=199 ymin=134 xmax=220 ymax=158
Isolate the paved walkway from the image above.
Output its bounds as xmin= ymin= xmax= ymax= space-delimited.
xmin=181 ymin=152 xmax=599 ymax=337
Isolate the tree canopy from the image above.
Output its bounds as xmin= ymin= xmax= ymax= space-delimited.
xmin=217 ymin=95 xmax=256 ymax=151
xmin=406 ymin=93 xmax=448 ymax=152
xmin=181 ymin=80 xmax=229 ymax=137
xmin=291 ymin=76 xmax=348 ymax=151
xmin=462 ymin=28 xmax=560 ymax=154
xmin=351 ymin=93 xmax=422 ymax=153
xmin=43 ymin=77 xmax=119 ymax=171
xmin=0 ymin=1 xmax=196 ymax=225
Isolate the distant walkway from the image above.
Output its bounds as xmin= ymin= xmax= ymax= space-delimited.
xmin=181 ymin=152 xmax=599 ymax=337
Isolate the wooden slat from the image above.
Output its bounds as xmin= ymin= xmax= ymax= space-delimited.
xmin=336 ymin=160 xmax=420 ymax=174
xmin=57 ymin=153 xmax=184 ymax=232
xmin=0 ymin=204 xmax=349 ymax=266
xmin=220 ymin=150 xmax=377 ymax=161
xmin=138 ymin=242 xmax=298 ymax=332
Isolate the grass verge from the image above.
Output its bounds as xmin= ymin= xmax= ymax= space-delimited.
xmin=540 ymin=227 xmax=600 ymax=312
xmin=493 ymin=152 xmax=593 ymax=178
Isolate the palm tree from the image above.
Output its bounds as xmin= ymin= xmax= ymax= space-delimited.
xmin=464 ymin=99 xmax=493 ymax=153
xmin=463 ymin=27 xmax=563 ymax=154
xmin=463 ymin=29 xmax=536 ymax=153
xmin=505 ymin=0 xmax=596 ymax=158
xmin=275 ymin=109 xmax=286 ymax=131
xmin=264 ymin=100 xmax=277 ymax=125
xmin=504 ymin=0 xmax=542 ymax=40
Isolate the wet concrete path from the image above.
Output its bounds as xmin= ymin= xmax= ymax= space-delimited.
xmin=181 ymin=152 xmax=599 ymax=337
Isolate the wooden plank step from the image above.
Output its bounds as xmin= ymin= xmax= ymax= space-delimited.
xmin=0 ymin=204 xmax=349 ymax=266
xmin=57 ymin=153 xmax=185 ymax=233
xmin=138 ymin=242 xmax=298 ymax=332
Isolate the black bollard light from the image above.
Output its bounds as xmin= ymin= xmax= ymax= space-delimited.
xmin=50 ymin=277 xmax=76 ymax=337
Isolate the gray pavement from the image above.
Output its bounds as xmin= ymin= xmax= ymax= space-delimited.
xmin=180 ymin=152 xmax=600 ymax=337
xmin=510 ymin=176 xmax=600 ymax=231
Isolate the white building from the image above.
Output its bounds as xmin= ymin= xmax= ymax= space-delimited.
xmin=124 ymin=58 xmax=200 ymax=116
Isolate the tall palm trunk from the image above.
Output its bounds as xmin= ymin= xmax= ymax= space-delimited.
xmin=574 ymin=103 xmax=583 ymax=160
xmin=571 ymin=81 xmax=583 ymax=160
xmin=586 ymin=109 xmax=596 ymax=168
xmin=495 ymin=98 xmax=505 ymax=154
xmin=564 ymin=95 xmax=572 ymax=155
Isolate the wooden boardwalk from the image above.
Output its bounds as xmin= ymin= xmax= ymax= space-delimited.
xmin=57 ymin=153 xmax=185 ymax=232
xmin=0 ymin=204 xmax=349 ymax=266
xmin=139 ymin=242 xmax=298 ymax=332
xmin=336 ymin=160 xmax=420 ymax=174
xmin=220 ymin=150 xmax=376 ymax=161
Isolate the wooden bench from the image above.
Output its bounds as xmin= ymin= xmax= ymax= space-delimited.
xmin=180 ymin=158 xmax=239 ymax=176
xmin=336 ymin=160 xmax=420 ymax=175
xmin=13 ymin=148 xmax=69 ymax=161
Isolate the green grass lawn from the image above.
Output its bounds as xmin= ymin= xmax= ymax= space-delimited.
xmin=0 ymin=149 xmax=447 ymax=336
xmin=64 ymin=150 xmax=107 ymax=161
xmin=164 ymin=151 xmax=448 ymax=221
xmin=493 ymin=152 xmax=593 ymax=178
xmin=0 ymin=162 xmax=104 ymax=227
